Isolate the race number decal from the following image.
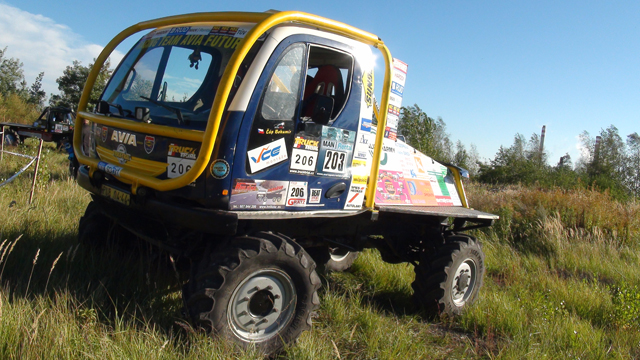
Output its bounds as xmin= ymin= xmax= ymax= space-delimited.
xmin=290 ymin=149 xmax=317 ymax=174
xmin=289 ymin=135 xmax=320 ymax=175
xmin=322 ymin=150 xmax=347 ymax=174
xmin=167 ymin=157 xmax=195 ymax=178
xmin=315 ymin=126 xmax=355 ymax=178
xmin=286 ymin=181 xmax=307 ymax=207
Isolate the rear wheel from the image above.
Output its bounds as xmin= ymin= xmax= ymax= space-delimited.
xmin=185 ymin=232 xmax=321 ymax=355
xmin=412 ymin=235 xmax=484 ymax=316
xmin=2 ymin=130 xmax=19 ymax=146
xmin=309 ymin=246 xmax=359 ymax=273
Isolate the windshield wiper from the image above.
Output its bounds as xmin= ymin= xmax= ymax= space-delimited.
xmin=140 ymin=96 xmax=184 ymax=124
xmin=98 ymin=100 xmax=132 ymax=118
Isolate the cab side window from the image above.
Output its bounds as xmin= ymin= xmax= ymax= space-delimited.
xmin=302 ymin=45 xmax=353 ymax=121
xmin=261 ymin=44 xmax=304 ymax=120
xmin=247 ymin=43 xmax=305 ymax=174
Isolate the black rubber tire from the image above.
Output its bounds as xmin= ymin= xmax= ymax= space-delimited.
xmin=68 ymin=158 xmax=79 ymax=179
xmin=185 ymin=232 xmax=321 ymax=355
xmin=308 ymin=246 xmax=359 ymax=273
xmin=3 ymin=130 xmax=19 ymax=146
xmin=78 ymin=201 xmax=137 ymax=251
xmin=78 ymin=201 xmax=111 ymax=248
xmin=412 ymin=235 xmax=485 ymax=316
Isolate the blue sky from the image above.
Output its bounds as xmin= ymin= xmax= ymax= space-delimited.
xmin=1 ymin=0 xmax=638 ymax=164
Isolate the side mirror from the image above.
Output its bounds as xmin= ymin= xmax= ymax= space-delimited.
xmin=97 ymin=101 xmax=110 ymax=114
xmin=310 ymin=95 xmax=334 ymax=125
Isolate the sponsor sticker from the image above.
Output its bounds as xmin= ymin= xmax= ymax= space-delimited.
xmin=230 ymin=179 xmax=288 ymax=210
xmin=363 ymin=69 xmax=374 ymax=108
xmin=113 ymin=144 xmax=132 ymax=164
xmin=375 ymin=170 xmax=411 ymax=205
xmin=144 ymin=135 xmax=155 ymax=154
xmin=290 ymin=135 xmax=320 ymax=175
xmin=360 ymin=118 xmax=372 ymax=132
xmin=111 ymin=130 xmax=137 ymax=146
xmin=309 ymin=188 xmax=322 ymax=204
xmin=211 ymin=159 xmax=230 ymax=179
xmin=248 ymin=138 xmax=288 ymax=173
xmin=316 ymin=126 xmax=356 ymax=178
xmin=101 ymin=126 xmax=108 ymax=142
xmin=98 ymin=161 xmax=123 ymax=177
xmin=344 ymin=183 xmax=366 ymax=210
xmin=168 ymin=144 xmax=197 ymax=159
xmin=286 ymin=181 xmax=307 ymax=207
xmin=391 ymin=81 xmax=404 ymax=97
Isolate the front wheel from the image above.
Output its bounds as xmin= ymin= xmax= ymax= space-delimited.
xmin=185 ymin=232 xmax=321 ymax=355
xmin=412 ymin=235 xmax=485 ymax=316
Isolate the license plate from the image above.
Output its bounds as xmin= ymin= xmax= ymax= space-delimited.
xmin=101 ymin=185 xmax=130 ymax=206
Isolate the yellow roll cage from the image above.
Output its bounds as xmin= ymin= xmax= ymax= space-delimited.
xmin=73 ymin=11 xmax=394 ymax=209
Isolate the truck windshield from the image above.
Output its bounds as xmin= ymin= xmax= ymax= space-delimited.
xmin=101 ymin=25 xmax=260 ymax=130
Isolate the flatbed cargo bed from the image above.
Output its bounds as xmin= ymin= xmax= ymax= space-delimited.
xmin=377 ymin=205 xmax=499 ymax=220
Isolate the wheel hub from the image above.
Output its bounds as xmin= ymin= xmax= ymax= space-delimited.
xmin=451 ymin=259 xmax=477 ymax=306
xmin=228 ymin=269 xmax=296 ymax=341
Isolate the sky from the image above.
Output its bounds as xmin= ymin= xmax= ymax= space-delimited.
xmin=1 ymin=0 xmax=638 ymax=164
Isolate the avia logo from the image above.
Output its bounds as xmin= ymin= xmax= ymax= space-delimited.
xmin=250 ymin=145 xmax=281 ymax=163
xmin=111 ymin=130 xmax=137 ymax=146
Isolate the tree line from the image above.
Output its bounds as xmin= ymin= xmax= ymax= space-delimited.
xmin=0 ymin=46 xmax=111 ymax=125
xmin=398 ymin=104 xmax=640 ymax=200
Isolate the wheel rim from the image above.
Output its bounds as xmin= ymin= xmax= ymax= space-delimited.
xmin=228 ymin=268 xmax=297 ymax=342
xmin=329 ymin=247 xmax=351 ymax=262
xmin=451 ymin=258 xmax=477 ymax=306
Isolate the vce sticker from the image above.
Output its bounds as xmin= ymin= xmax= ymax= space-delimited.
xmin=247 ymin=138 xmax=288 ymax=173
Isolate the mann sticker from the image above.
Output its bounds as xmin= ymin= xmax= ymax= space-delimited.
xmin=230 ymin=179 xmax=288 ymax=210
xmin=316 ymin=127 xmax=356 ymax=178
xmin=248 ymin=138 xmax=287 ymax=173
xmin=290 ymin=135 xmax=319 ymax=175
xmin=286 ymin=181 xmax=307 ymax=207
xmin=309 ymin=188 xmax=322 ymax=204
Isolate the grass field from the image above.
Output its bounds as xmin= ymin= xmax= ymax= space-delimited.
xmin=0 ymin=139 xmax=639 ymax=359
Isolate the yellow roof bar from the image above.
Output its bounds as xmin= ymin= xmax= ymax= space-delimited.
xmin=73 ymin=10 xmax=392 ymax=208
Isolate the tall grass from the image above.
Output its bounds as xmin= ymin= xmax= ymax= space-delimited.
xmin=1 ymin=140 xmax=639 ymax=358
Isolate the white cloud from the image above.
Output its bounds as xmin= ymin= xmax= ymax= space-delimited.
xmin=0 ymin=4 xmax=124 ymax=100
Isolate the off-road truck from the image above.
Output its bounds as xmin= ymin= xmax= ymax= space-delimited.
xmin=73 ymin=11 xmax=498 ymax=354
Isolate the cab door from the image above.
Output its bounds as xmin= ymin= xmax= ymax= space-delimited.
xmin=230 ymin=34 xmax=364 ymax=211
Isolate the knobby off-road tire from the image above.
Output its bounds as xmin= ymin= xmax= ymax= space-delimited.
xmin=78 ymin=201 xmax=137 ymax=252
xmin=412 ymin=235 xmax=485 ymax=316
xmin=308 ymin=246 xmax=359 ymax=273
xmin=185 ymin=232 xmax=321 ymax=355
xmin=78 ymin=201 xmax=111 ymax=248
xmin=2 ymin=130 xmax=19 ymax=146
